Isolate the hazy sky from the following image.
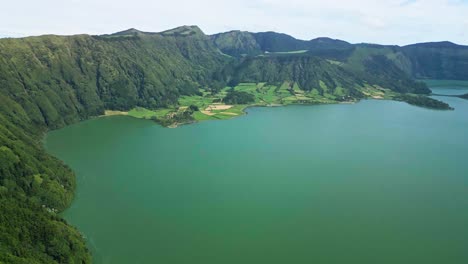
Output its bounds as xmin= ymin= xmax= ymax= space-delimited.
xmin=1 ymin=0 xmax=467 ymax=45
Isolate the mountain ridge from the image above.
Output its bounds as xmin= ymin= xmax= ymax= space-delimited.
xmin=5 ymin=26 xmax=467 ymax=49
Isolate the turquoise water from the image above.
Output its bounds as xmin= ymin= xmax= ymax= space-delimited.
xmin=46 ymin=86 xmax=468 ymax=264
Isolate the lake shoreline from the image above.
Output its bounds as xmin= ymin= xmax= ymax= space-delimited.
xmin=42 ymin=81 xmax=467 ymax=263
xmin=100 ymin=95 xmax=453 ymax=128
xmin=45 ymin=87 xmax=468 ymax=264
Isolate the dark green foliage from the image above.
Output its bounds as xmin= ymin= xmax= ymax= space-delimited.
xmin=212 ymin=31 xmax=352 ymax=57
xmin=394 ymin=94 xmax=453 ymax=110
xmin=361 ymin=55 xmax=431 ymax=94
xmin=211 ymin=31 xmax=262 ymax=57
xmin=458 ymin=93 xmax=468 ymax=100
xmin=306 ymin=37 xmax=353 ymax=51
xmin=212 ymin=31 xmax=468 ymax=82
xmin=153 ymin=108 xmax=196 ymax=127
xmin=211 ymin=32 xmax=444 ymax=97
xmin=0 ymin=27 xmax=228 ymax=263
xmin=402 ymin=42 xmax=468 ymax=80
xmin=0 ymin=197 xmax=91 ymax=264
xmin=306 ymin=47 xmax=355 ymax=61
xmin=255 ymin=33 xmax=352 ymax=54
xmin=0 ymin=32 xmax=228 ymax=127
xmin=188 ymin=105 xmax=199 ymax=112
xmin=227 ymin=79 xmax=240 ymax=88
xmin=223 ymin=55 xmax=363 ymax=96
xmin=224 ymin=89 xmax=255 ymax=104
xmin=0 ymin=109 xmax=89 ymax=263
xmin=254 ymin=32 xmax=308 ymax=52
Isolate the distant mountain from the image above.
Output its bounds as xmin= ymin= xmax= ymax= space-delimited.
xmin=109 ymin=28 xmax=468 ymax=82
xmin=402 ymin=42 xmax=468 ymax=80
xmin=160 ymin=25 xmax=205 ymax=36
xmin=253 ymin=31 xmax=311 ymax=52
xmin=110 ymin=25 xmax=203 ymax=35
xmin=211 ymin=31 xmax=352 ymax=57
xmin=210 ymin=30 xmax=262 ymax=57
xmin=404 ymin=41 xmax=462 ymax=49
xmin=211 ymin=31 xmax=468 ymax=81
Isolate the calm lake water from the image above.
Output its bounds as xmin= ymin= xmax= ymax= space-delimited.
xmin=45 ymin=85 xmax=468 ymax=264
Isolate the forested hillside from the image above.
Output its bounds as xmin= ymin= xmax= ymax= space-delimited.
xmin=211 ymin=30 xmax=352 ymax=57
xmin=220 ymin=54 xmax=428 ymax=97
xmin=0 ymin=26 xmax=228 ymax=263
xmin=0 ymin=26 xmax=465 ymax=263
xmin=212 ymin=31 xmax=468 ymax=81
xmin=402 ymin=42 xmax=468 ymax=80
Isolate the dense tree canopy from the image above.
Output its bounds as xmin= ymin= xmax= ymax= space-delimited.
xmin=223 ymin=89 xmax=256 ymax=104
xmin=0 ymin=27 xmax=228 ymax=263
xmin=394 ymin=94 xmax=453 ymax=110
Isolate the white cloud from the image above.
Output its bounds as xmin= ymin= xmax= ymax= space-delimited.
xmin=0 ymin=0 xmax=466 ymax=45
xmin=361 ymin=17 xmax=388 ymax=30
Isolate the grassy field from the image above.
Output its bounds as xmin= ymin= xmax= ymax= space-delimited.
xmin=104 ymin=81 xmax=377 ymax=126
xmin=178 ymin=95 xmax=214 ymax=108
xmin=104 ymin=110 xmax=129 ymax=116
xmin=128 ymin=107 xmax=173 ymax=119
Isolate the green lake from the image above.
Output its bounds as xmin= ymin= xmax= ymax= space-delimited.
xmin=45 ymin=84 xmax=468 ymax=264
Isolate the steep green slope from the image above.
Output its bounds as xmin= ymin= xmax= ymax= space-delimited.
xmin=346 ymin=42 xmax=468 ymax=82
xmin=211 ymin=31 xmax=352 ymax=57
xmin=402 ymin=42 xmax=468 ymax=80
xmin=211 ymin=31 xmax=262 ymax=57
xmin=216 ymin=52 xmax=429 ymax=99
xmin=226 ymin=56 xmax=362 ymax=98
xmin=212 ymin=31 xmax=468 ymax=81
xmin=0 ymin=101 xmax=91 ymax=263
xmin=344 ymin=46 xmax=429 ymax=94
xmin=0 ymin=27 xmax=229 ymax=263
xmin=0 ymin=28 xmax=228 ymax=127
xmin=253 ymin=31 xmax=310 ymax=52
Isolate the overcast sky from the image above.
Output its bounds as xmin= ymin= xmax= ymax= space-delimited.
xmin=1 ymin=0 xmax=467 ymax=45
